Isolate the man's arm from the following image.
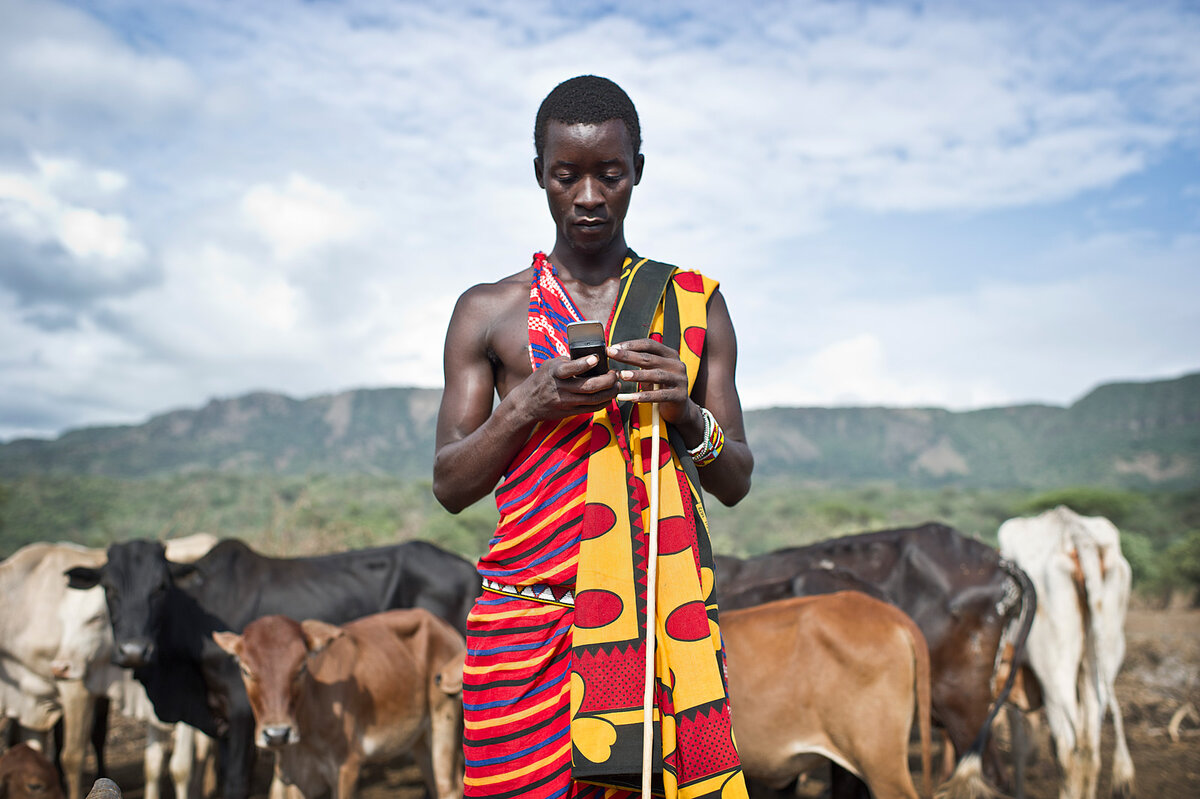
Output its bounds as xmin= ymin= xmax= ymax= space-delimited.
xmin=608 ymin=289 xmax=753 ymax=506
xmin=433 ymin=287 xmax=621 ymax=513
xmin=432 ymin=289 xmax=523 ymax=513
xmin=689 ymin=289 xmax=753 ymax=505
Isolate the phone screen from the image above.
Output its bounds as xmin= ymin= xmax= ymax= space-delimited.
xmin=566 ymin=321 xmax=607 ymax=378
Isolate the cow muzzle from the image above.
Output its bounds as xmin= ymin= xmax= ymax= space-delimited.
xmin=113 ymin=640 xmax=155 ymax=668
xmin=259 ymin=725 xmax=298 ymax=748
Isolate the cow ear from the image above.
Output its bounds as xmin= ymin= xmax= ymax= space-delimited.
xmin=65 ymin=566 xmax=101 ymax=590
xmin=169 ymin=561 xmax=200 ymax=586
xmin=212 ymin=631 xmax=241 ymax=657
xmin=435 ymin=651 xmax=465 ymax=695
xmin=299 ymin=620 xmax=344 ymax=654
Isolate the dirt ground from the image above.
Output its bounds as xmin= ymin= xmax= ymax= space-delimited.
xmin=87 ymin=607 xmax=1200 ymax=799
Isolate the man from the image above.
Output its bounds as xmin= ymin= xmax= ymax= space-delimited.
xmin=434 ymin=75 xmax=753 ymax=799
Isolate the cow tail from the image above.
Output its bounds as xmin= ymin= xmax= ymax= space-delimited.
xmin=990 ymin=558 xmax=1037 ymax=724
xmin=909 ymin=619 xmax=934 ymax=799
xmin=935 ymin=558 xmax=1035 ymax=799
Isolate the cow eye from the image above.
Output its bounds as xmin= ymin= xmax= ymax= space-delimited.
xmin=239 ymin=662 xmax=254 ymax=680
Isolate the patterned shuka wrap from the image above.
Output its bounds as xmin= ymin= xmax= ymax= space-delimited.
xmin=462 ymin=252 xmax=747 ymax=799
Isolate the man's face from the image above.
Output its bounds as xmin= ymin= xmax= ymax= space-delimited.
xmin=536 ymin=119 xmax=644 ymax=257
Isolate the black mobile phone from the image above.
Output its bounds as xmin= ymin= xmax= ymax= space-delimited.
xmin=566 ymin=321 xmax=607 ymax=378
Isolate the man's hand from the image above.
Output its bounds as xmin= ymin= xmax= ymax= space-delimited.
xmin=606 ymin=338 xmax=703 ymax=438
xmin=513 ymin=353 xmax=620 ymax=424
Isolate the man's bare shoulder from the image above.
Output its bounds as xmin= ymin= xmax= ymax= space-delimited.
xmin=453 ymin=267 xmax=534 ymax=315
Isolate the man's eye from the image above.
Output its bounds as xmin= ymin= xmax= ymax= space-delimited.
xmin=602 ymin=173 xmax=623 ymax=183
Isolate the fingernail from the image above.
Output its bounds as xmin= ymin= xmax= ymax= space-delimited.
xmin=587 ymin=355 xmax=598 ymax=365
xmin=616 ymin=393 xmax=637 ymax=402
xmin=620 ymin=370 xmax=633 ymax=380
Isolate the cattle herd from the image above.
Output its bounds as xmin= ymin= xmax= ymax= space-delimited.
xmin=0 ymin=505 xmax=1136 ymax=799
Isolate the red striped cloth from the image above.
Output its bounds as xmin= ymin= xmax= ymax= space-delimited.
xmin=463 ymin=253 xmax=745 ymax=799
xmin=465 ymin=254 xmax=632 ymax=799
xmin=463 ymin=593 xmax=630 ymax=799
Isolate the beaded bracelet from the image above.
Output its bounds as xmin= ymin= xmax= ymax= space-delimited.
xmin=687 ymin=407 xmax=725 ymax=467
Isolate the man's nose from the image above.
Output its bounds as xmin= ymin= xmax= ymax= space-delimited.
xmin=575 ymin=176 xmax=604 ymax=209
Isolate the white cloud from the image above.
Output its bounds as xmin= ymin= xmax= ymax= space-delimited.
xmin=0 ymin=157 xmax=146 ymax=279
xmin=1 ymin=0 xmax=1199 ymax=439
xmin=241 ymin=174 xmax=367 ymax=262
xmin=736 ymin=228 xmax=1200 ymax=411
xmin=0 ymin=0 xmax=197 ymax=130
xmin=57 ymin=207 xmax=140 ymax=261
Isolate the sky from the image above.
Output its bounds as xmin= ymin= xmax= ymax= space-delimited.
xmin=1 ymin=0 xmax=1198 ymax=442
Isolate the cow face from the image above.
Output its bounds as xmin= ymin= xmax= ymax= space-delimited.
xmin=50 ymin=584 xmax=112 ymax=681
xmin=213 ymin=615 xmax=326 ymax=749
xmin=66 ymin=540 xmax=195 ymax=668
xmin=0 ymin=742 xmax=65 ymax=799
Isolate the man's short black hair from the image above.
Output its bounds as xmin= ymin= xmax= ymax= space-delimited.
xmin=534 ymin=75 xmax=641 ymax=161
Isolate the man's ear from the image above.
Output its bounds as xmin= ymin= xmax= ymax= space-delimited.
xmin=633 ymin=153 xmax=644 ymax=186
xmin=533 ymin=156 xmax=545 ymax=188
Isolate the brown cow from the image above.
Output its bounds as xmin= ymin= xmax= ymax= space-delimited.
xmin=0 ymin=742 xmax=65 ymax=799
xmin=722 ymin=592 xmax=933 ymax=799
xmin=213 ymin=609 xmax=465 ymax=799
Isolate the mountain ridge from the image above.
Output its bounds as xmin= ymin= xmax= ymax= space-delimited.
xmin=2 ymin=373 xmax=1197 ymax=490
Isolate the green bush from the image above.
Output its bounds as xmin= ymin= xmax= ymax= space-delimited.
xmin=1119 ymin=530 xmax=1162 ymax=592
xmin=1161 ymin=529 xmax=1200 ymax=604
xmin=1018 ymin=487 xmax=1147 ymax=527
xmin=1 ymin=473 xmax=1196 ymax=606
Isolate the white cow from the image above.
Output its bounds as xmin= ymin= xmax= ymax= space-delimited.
xmin=998 ymin=506 xmax=1135 ymax=799
xmin=0 ymin=535 xmax=216 ymax=799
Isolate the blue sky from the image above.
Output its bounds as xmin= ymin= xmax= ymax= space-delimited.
xmin=1 ymin=0 xmax=1197 ymax=441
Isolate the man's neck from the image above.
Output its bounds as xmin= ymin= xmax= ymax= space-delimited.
xmin=549 ymin=239 xmax=630 ymax=287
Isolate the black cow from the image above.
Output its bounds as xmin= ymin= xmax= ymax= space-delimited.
xmin=65 ymin=538 xmax=481 ymax=799
xmin=716 ymin=522 xmax=1035 ymax=798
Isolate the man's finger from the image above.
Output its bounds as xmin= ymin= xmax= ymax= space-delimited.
xmin=554 ymin=354 xmax=601 ymax=379
xmin=608 ymin=339 xmax=672 ymax=359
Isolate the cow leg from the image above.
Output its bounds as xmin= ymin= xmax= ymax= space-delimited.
xmin=56 ymin=679 xmax=95 ymax=799
xmin=938 ymin=729 xmax=956 ymax=782
xmin=267 ymin=752 xmax=291 ymax=799
xmin=1078 ymin=665 xmax=1103 ymax=799
xmin=1100 ymin=560 xmax=1134 ymax=799
xmin=1108 ymin=695 xmax=1134 ymax=799
xmin=90 ymin=698 xmax=110 ymax=777
xmin=334 ymin=754 xmax=363 ymax=799
xmin=411 ymin=736 xmax=436 ymax=799
xmin=850 ymin=736 xmax=921 ymax=799
xmin=426 ymin=690 xmax=464 ymax=799
xmin=1006 ymin=704 xmax=1032 ymax=799
xmin=193 ymin=731 xmax=216 ymax=799
xmin=221 ymin=716 xmax=258 ymax=799
xmin=144 ymin=723 xmax=168 ymax=799
xmin=268 ymin=757 xmax=289 ymax=799
xmin=168 ymin=723 xmax=194 ymax=799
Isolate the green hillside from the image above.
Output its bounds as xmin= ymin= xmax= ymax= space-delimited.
xmin=749 ymin=372 xmax=1200 ymax=489
xmin=3 ymin=373 xmax=1196 ymax=490
xmin=2 ymin=373 xmax=1198 ymax=599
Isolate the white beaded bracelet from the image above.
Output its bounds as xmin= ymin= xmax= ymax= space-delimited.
xmin=687 ymin=407 xmax=724 ymax=466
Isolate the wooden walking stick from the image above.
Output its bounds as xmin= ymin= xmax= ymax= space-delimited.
xmin=642 ymin=395 xmax=661 ymax=799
